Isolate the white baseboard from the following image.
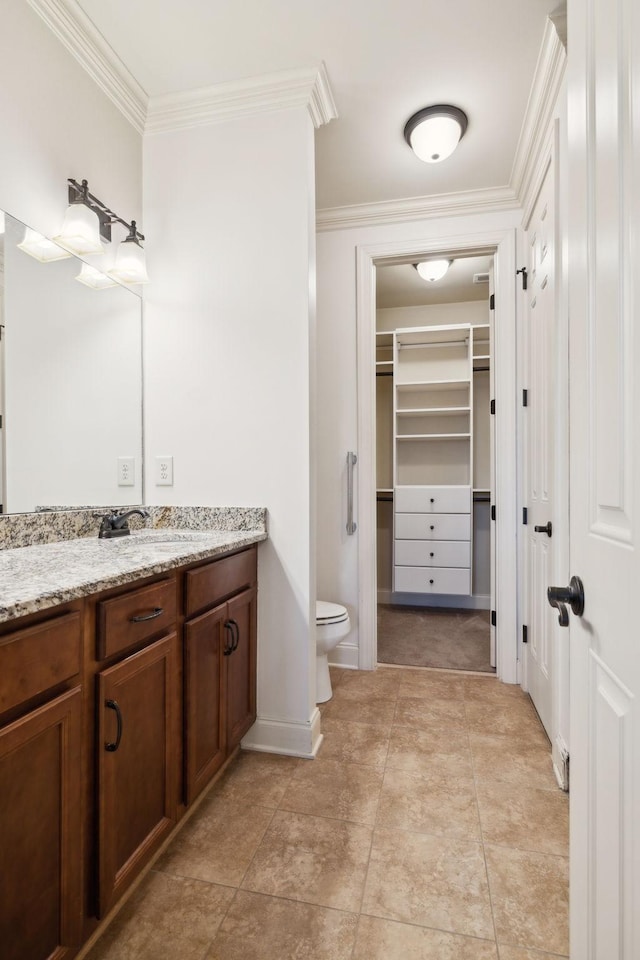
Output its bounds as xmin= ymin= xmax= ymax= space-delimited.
xmin=377 ymin=589 xmax=491 ymax=611
xmin=241 ymin=708 xmax=323 ymax=759
xmin=328 ymin=641 xmax=359 ymax=669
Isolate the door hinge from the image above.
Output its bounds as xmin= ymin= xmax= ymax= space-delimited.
xmin=516 ymin=267 xmax=528 ymax=290
xmin=490 ymin=398 xmax=495 ymax=415
xmin=523 ymin=389 xmax=528 ymax=407
xmin=491 ymin=610 xmax=497 ymax=627
xmin=489 ymin=293 xmax=495 ymax=310
xmin=523 ymin=507 xmax=528 ymax=525
xmin=491 ymin=504 xmax=496 ymax=521
xmin=0 ymin=414 xmax=3 ymax=428
xmin=523 ymin=624 xmax=528 ymax=644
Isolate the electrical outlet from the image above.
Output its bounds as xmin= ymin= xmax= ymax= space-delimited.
xmin=117 ymin=457 xmax=135 ymax=487
xmin=155 ymin=455 xmax=173 ymax=486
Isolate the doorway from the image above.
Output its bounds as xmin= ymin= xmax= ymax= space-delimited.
xmin=374 ymin=254 xmax=495 ymax=672
xmin=355 ymin=228 xmax=519 ymax=683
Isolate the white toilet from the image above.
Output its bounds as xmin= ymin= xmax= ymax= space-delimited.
xmin=315 ymin=600 xmax=351 ymax=703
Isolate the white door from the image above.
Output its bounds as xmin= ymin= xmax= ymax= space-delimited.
xmin=567 ymin=0 xmax=640 ymax=955
xmin=525 ymin=148 xmax=557 ymax=737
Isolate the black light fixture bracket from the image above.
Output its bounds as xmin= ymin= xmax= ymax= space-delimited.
xmin=67 ymin=178 xmax=145 ymax=245
xmin=403 ymin=104 xmax=469 ymax=149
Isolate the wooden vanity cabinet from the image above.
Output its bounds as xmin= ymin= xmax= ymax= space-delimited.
xmin=184 ymin=547 xmax=257 ymax=803
xmin=0 ymin=609 xmax=84 ymax=960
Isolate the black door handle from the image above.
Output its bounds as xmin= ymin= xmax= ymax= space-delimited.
xmin=223 ymin=621 xmax=234 ymax=656
xmin=534 ymin=522 xmax=553 ymax=537
xmin=547 ymin=576 xmax=585 ymax=627
xmin=229 ymin=619 xmax=240 ymax=652
xmin=105 ymin=699 xmax=123 ymax=751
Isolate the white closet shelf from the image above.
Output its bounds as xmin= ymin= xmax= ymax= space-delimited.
xmin=396 ymin=379 xmax=470 ymax=391
xmin=396 ymin=433 xmax=471 ymax=441
xmin=376 ymin=360 xmax=393 ymax=369
xmin=396 ymin=326 xmax=469 ymax=346
xmin=473 ymin=355 xmax=490 ymax=362
xmin=396 ymin=406 xmax=470 ymax=417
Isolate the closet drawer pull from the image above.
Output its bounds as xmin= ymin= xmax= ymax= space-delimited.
xmin=430 ymin=525 xmax=435 ymax=530
xmin=429 ymin=579 xmax=434 ymax=584
xmin=430 ymin=552 xmax=434 ymax=557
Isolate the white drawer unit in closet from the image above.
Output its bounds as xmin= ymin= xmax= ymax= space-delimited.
xmin=395 ymin=485 xmax=471 ymax=514
xmin=395 ymin=539 xmax=471 ymax=568
xmin=395 ymin=512 xmax=471 ymax=541
xmin=394 ymin=566 xmax=471 ymax=595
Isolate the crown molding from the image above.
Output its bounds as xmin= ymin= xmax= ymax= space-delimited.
xmin=509 ymin=17 xmax=566 ymax=216
xmin=146 ymin=63 xmax=337 ymax=135
xmin=316 ymin=186 xmax=520 ymax=232
xmin=26 ymin=0 xmax=147 ymax=133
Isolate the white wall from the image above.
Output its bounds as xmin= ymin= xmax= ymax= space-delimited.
xmin=0 ymin=0 xmax=141 ymax=251
xmin=144 ymin=106 xmax=319 ymax=756
xmin=377 ymin=300 xmax=489 ymax=331
xmin=316 ymin=209 xmax=521 ymax=666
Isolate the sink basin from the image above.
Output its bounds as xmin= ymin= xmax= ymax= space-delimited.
xmin=107 ymin=531 xmax=213 ymax=547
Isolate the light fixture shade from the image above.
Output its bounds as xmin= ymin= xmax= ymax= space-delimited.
xmin=17 ymin=227 xmax=71 ymax=262
xmin=404 ymin=105 xmax=468 ymax=163
xmin=54 ymin=203 xmax=104 ymax=255
xmin=415 ymin=259 xmax=452 ymax=282
xmin=108 ymin=239 xmax=149 ymax=285
xmin=76 ymin=263 xmax=118 ymax=290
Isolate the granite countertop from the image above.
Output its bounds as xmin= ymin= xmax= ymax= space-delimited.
xmin=0 ymin=527 xmax=267 ymax=624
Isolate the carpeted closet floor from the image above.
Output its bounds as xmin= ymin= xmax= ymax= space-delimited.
xmin=377 ymin=605 xmax=494 ymax=673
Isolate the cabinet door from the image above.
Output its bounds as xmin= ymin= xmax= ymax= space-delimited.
xmin=225 ymin=586 xmax=257 ymax=752
xmin=184 ymin=602 xmax=226 ymax=804
xmin=0 ymin=687 xmax=82 ymax=960
xmin=97 ymin=635 xmax=177 ymax=917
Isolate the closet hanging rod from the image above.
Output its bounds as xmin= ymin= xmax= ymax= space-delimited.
xmin=473 ymin=492 xmax=491 ymax=502
xmin=398 ymin=338 xmax=469 ymax=350
xmin=473 ymin=365 xmax=490 ymax=372
xmin=376 ymin=371 xmax=394 ymax=377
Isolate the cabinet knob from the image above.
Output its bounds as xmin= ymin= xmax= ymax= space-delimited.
xmin=430 ymin=525 xmax=435 ymax=530
xmin=430 ymin=552 xmax=434 ymax=557
xmin=430 ymin=498 xmax=435 ymax=503
xmin=429 ymin=579 xmax=434 ymax=585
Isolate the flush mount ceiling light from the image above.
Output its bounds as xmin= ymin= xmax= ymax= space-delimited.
xmin=404 ymin=105 xmax=468 ymax=163
xmin=415 ymin=259 xmax=453 ymax=282
xmin=17 ymin=228 xmax=71 ymax=262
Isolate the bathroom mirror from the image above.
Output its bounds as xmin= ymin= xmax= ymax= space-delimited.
xmin=0 ymin=211 xmax=143 ymax=514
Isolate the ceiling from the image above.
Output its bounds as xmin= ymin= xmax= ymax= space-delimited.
xmin=73 ymin=0 xmax=558 ymax=211
xmin=377 ymin=256 xmax=493 ymax=309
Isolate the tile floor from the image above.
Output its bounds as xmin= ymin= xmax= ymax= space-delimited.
xmin=86 ymin=668 xmax=569 ymax=960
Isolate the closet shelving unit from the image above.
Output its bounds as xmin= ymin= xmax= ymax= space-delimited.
xmin=376 ymin=331 xmax=394 ymax=498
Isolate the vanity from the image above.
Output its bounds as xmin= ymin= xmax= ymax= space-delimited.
xmin=0 ymin=518 xmax=266 ymax=960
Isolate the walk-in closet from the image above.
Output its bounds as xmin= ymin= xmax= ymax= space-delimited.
xmin=376 ymin=256 xmax=495 ymax=672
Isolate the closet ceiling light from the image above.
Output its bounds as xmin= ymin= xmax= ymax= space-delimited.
xmin=17 ymin=228 xmax=71 ymax=262
xmin=415 ymin=259 xmax=453 ymax=282
xmin=76 ymin=263 xmax=118 ymax=290
xmin=404 ymin=105 xmax=468 ymax=163
xmin=107 ymin=222 xmax=150 ymax=285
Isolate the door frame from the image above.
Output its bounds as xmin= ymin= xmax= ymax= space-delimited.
xmin=355 ymin=227 xmax=519 ymax=682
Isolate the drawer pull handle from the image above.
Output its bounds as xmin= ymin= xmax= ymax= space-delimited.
xmin=130 ymin=607 xmax=164 ymax=623
xmin=105 ymin=699 xmax=123 ymax=752
xmin=224 ymin=620 xmax=240 ymax=655
xmin=223 ymin=621 xmax=233 ymax=655
xmin=230 ymin=619 xmax=239 ymax=652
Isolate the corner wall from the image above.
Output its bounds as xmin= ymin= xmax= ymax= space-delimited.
xmin=143 ymin=107 xmax=319 ymax=756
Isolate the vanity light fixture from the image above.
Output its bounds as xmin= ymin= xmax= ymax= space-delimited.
xmin=415 ymin=259 xmax=453 ymax=282
xmin=404 ymin=105 xmax=468 ymax=163
xmin=75 ymin=263 xmax=118 ymax=290
xmin=17 ymin=228 xmax=71 ymax=263
xmin=54 ymin=179 xmax=105 ymax=255
xmin=107 ymin=221 xmax=150 ymax=285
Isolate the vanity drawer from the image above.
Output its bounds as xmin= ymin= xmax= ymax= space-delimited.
xmin=395 ymin=486 xmax=471 ymax=514
xmin=185 ymin=547 xmax=257 ymax=618
xmin=394 ymin=566 xmax=471 ymax=596
xmin=395 ymin=539 xmax=471 ymax=568
xmin=0 ymin=612 xmax=81 ymax=716
xmin=97 ymin=579 xmax=176 ymax=659
xmin=395 ymin=513 xmax=471 ymax=541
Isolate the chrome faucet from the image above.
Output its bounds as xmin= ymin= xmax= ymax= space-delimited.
xmin=98 ymin=508 xmax=150 ymax=539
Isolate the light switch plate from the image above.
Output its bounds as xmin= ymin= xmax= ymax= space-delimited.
xmin=117 ymin=457 xmax=135 ymax=487
xmin=155 ymin=456 xmax=174 ymax=486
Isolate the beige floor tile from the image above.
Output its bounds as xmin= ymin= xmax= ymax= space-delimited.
xmin=318 ymin=717 xmax=391 ymax=767
xmin=498 ymin=947 xmax=568 ymax=959
xmin=211 ymin=749 xmax=299 ymax=807
xmin=155 ymin=796 xmax=274 ymax=886
xmin=485 ymin=845 xmax=569 ymax=955
xmin=329 ymin=665 xmax=348 ymax=688
xmin=386 ymin=723 xmax=474 ymax=778
xmin=469 ymin=732 xmax=557 ymax=789
xmin=376 ymin=769 xmax=481 ymax=841
xmin=353 ymin=916 xmax=498 ymax=959
xmin=362 ymin=829 xmax=494 ymax=939
xmin=241 ymin=810 xmax=372 ymax=912
xmin=465 ymin=700 xmax=547 ymax=740
xmin=322 ymin=696 xmax=397 ymax=726
xmin=394 ymin=696 xmax=468 ymax=728
xmin=207 ymin=890 xmax=358 ymax=959
xmin=333 ymin=669 xmax=402 ymax=701
xmin=85 ymin=871 xmax=234 ymax=960
xmin=397 ymin=671 xmax=466 ymax=701
xmin=280 ymin=757 xmax=384 ymax=825
xmin=463 ymin=678 xmax=532 ymax=703
xmin=476 ymin=781 xmax=569 ymax=856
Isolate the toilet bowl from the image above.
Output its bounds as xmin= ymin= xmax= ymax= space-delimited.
xmin=316 ymin=600 xmax=351 ymax=703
